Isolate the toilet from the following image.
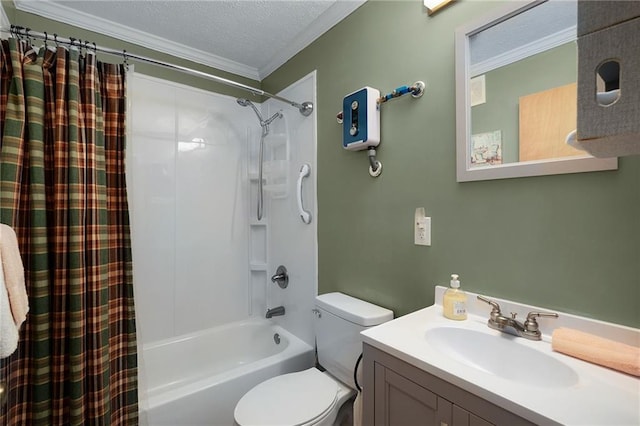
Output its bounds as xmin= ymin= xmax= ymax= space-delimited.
xmin=234 ymin=292 xmax=393 ymax=426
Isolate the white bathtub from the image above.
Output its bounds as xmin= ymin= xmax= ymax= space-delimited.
xmin=139 ymin=318 xmax=315 ymax=426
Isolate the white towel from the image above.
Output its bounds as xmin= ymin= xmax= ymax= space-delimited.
xmin=0 ymin=253 xmax=19 ymax=359
xmin=566 ymin=129 xmax=585 ymax=151
xmin=0 ymin=224 xmax=28 ymax=328
xmin=596 ymin=89 xmax=620 ymax=107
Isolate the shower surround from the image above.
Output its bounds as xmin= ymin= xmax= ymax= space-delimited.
xmin=127 ymin=71 xmax=318 ymax=424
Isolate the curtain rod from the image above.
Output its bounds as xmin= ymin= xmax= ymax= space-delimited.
xmin=8 ymin=25 xmax=314 ymax=117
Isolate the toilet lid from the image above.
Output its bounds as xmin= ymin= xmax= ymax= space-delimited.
xmin=234 ymin=368 xmax=338 ymax=426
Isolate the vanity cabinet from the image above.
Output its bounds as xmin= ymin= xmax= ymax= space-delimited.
xmin=362 ymin=344 xmax=535 ymax=426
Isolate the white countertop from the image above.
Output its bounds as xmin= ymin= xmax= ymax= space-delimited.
xmin=361 ymin=287 xmax=640 ymax=425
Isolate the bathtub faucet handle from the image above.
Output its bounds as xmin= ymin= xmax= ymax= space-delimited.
xmin=271 ymin=265 xmax=289 ymax=289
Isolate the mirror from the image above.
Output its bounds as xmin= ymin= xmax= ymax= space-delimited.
xmin=455 ymin=0 xmax=617 ymax=182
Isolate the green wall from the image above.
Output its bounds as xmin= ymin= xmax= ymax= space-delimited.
xmin=5 ymin=0 xmax=639 ymax=327
xmin=263 ymin=1 xmax=640 ymax=327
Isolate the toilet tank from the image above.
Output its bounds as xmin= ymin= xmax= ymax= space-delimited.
xmin=314 ymin=292 xmax=393 ymax=389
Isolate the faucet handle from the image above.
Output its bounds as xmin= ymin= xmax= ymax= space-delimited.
xmin=524 ymin=311 xmax=559 ymax=334
xmin=271 ymin=265 xmax=289 ymax=289
xmin=477 ymin=295 xmax=504 ymax=325
xmin=477 ymin=295 xmax=501 ymax=313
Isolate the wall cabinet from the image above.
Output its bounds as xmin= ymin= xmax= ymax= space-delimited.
xmin=575 ymin=0 xmax=640 ymax=157
xmin=362 ymin=344 xmax=536 ymax=426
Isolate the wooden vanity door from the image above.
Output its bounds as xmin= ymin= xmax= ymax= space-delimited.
xmin=374 ymin=364 xmax=452 ymax=426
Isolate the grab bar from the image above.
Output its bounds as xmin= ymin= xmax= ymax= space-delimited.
xmin=297 ymin=164 xmax=312 ymax=224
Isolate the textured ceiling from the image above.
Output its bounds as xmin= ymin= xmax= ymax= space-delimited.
xmin=13 ymin=0 xmax=365 ymax=80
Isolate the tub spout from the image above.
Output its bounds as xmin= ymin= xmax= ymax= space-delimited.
xmin=266 ymin=306 xmax=285 ymax=318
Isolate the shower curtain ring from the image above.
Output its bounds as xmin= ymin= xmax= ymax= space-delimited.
xmin=122 ymin=50 xmax=129 ymax=70
xmin=18 ymin=27 xmax=28 ymax=42
xmin=44 ymin=32 xmax=48 ymax=48
xmin=54 ymin=34 xmax=59 ymax=47
xmin=12 ymin=25 xmax=25 ymax=38
xmin=27 ymin=28 xmax=35 ymax=45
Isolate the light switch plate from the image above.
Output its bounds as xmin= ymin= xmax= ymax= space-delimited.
xmin=414 ymin=208 xmax=431 ymax=246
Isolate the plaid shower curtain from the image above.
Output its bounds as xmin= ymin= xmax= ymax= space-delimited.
xmin=0 ymin=38 xmax=138 ymax=425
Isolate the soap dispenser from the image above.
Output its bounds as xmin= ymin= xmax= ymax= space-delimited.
xmin=443 ymin=274 xmax=467 ymax=320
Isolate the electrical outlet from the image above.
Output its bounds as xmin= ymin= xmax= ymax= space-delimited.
xmin=414 ymin=208 xmax=431 ymax=246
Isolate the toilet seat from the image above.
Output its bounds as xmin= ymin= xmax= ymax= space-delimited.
xmin=234 ymin=368 xmax=339 ymax=426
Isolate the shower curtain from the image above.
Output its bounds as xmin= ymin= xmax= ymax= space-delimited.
xmin=0 ymin=38 xmax=138 ymax=425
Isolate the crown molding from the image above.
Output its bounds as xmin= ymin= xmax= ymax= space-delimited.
xmin=470 ymin=26 xmax=576 ymax=77
xmin=259 ymin=0 xmax=366 ymax=79
xmin=14 ymin=0 xmax=261 ymax=80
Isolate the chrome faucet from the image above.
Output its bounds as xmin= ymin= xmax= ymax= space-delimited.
xmin=266 ymin=306 xmax=285 ymax=318
xmin=477 ymin=295 xmax=558 ymax=341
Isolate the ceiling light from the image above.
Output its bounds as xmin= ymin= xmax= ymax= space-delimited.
xmin=424 ymin=0 xmax=456 ymax=16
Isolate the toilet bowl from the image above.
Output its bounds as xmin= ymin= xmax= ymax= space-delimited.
xmin=234 ymin=368 xmax=353 ymax=426
xmin=234 ymin=292 xmax=393 ymax=426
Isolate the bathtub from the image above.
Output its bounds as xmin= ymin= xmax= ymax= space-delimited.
xmin=139 ymin=318 xmax=315 ymax=425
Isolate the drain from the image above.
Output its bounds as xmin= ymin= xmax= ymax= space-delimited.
xmin=273 ymin=333 xmax=281 ymax=344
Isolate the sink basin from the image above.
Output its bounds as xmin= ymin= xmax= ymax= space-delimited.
xmin=425 ymin=327 xmax=579 ymax=388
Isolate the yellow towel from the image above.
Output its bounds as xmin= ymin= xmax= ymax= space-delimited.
xmin=552 ymin=327 xmax=640 ymax=377
xmin=0 ymin=224 xmax=28 ymax=328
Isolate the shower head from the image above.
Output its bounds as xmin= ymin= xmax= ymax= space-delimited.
xmin=237 ymin=97 xmax=282 ymax=129
xmin=263 ymin=111 xmax=283 ymax=126
xmin=237 ymin=97 xmax=283 ymax=222
xmin=237 ymin=97 xmax=264 ymax=123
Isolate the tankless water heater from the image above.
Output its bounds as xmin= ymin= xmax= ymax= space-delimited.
xmin=342 ymin=87 xmax=381 ymax=151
